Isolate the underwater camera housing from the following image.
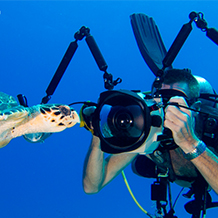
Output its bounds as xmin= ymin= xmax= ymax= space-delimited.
xmin=92 ymin=89 xmax=164 ymax=154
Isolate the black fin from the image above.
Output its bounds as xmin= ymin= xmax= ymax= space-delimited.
xmin=130 ymin=13 xmax=169 ymax=76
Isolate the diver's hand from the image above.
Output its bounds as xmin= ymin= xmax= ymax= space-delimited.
xmin=80 ymin=105 xmax=97 ymax=135
xmin=83 ymin=106 xmax=96 ymax=117
xmin=164 ymin=96 xmax=200 ymax=153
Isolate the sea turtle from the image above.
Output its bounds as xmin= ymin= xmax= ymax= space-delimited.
xmin=0 ymin=92 xmax=80 ymax=148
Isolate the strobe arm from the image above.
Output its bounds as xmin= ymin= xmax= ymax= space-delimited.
xmin=152 ymin=12 xmax=198 ymax=89
xmin=206 ymin=28 xmax=218 ymax=45
xmin=163 ymin=11 xmax=218 ymax=70
xmin=84 ymin=27 xmax=122 ymax=90
xmin=41 ymin=26 xmax=121 ymax=104
xmin=41 ymin=26 xmax=88 ymax=104
xmin=162 ymin=12 xmax=197 ymax=69
xmin=153 ymin=11 xmax=218 ymax=90
xmin=193 ymin=12 xmax=218 ymax=46
xmin=41 ymin=40 xmax=78 ymax=104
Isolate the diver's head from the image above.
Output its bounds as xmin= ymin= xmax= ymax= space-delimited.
xmin=152 ymin=68 xmax=200 ymax=106
xmin=161 ymin=68 xmax=200 ymax=99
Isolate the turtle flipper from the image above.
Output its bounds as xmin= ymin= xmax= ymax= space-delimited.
xmin=0 ymin=138 xmax=11 ymax=148
xmin=0 ymin=106 xmax=30 ymax=148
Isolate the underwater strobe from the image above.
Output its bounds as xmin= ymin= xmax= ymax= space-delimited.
xmin=92 ymin=90 xmax=163 ymax=154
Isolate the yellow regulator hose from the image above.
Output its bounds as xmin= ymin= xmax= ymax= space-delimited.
xmin=121 ymin=170 xmax=153 ymax=218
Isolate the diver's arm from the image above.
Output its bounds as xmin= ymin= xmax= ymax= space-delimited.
xmin=191 ymin=148 xmax=218 ymax=194
xmin=82 ymin=135 xmax=105 ymax=194
xmin=83 ymin=135 xmax=137 ymax=194
xmin=164 ymin=96 xmax=218 ymax=193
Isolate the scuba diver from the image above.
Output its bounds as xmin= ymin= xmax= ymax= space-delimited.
xmin=82 ymin=68 xmax=218 ymax=195
xmin=81 ymin=67 xmax=218 ymax=218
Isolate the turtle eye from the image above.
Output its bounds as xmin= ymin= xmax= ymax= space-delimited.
xmin=59 ymin=106 xmax=71 ymax=116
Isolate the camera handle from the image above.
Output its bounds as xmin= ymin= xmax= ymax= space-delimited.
xmin=40 ymin=26 xmax=121 ymax=104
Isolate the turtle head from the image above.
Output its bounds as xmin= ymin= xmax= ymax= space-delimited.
xmin=39 ymin=104 xmax=80 ymax=132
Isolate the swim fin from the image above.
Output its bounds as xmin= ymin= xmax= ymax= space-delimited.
xmin=130 ymin=13 xmax=170 ymax=76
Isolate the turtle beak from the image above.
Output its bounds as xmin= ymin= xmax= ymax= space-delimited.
xmin=69 ymin=108 xmax=80 ymax=127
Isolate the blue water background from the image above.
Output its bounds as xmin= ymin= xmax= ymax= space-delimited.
xmin=0 ymin=1 xmax=218 ymax=217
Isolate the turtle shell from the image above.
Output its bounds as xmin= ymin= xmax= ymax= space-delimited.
xmin=0 ymin=92 xmax=18 ymax=111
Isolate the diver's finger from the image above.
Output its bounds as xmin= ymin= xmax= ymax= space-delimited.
xmin=165 ymin=103 xmax=191 ymax=117
xmin=165 ymin=104 xmax=192 ymax=128
xmin=167 ymin=96 xmax=191 ymax=115
xmin=168 ymin=96 xmax=188 ymax=106
xmin=164 ymin=118 xmax=179 ymax=132
xmin=165 ymin=108 xmax=189 ymax=127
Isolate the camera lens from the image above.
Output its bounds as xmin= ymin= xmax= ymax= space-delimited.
xmin=115 ymin=110 xmax=133 ymax=130
xmin=94 ymin=90 xmax=152 ymax=153
xmin=102 ymin=105 xmax=144 ymax=140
